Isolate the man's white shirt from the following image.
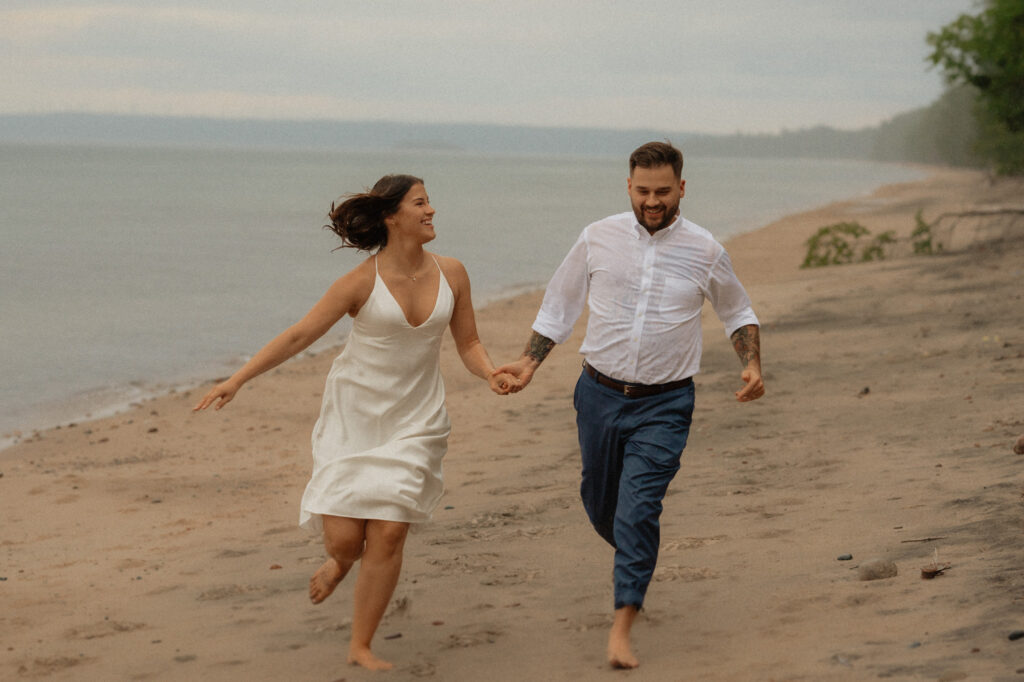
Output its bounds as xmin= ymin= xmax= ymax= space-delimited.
xmin=532 ymin=211 xmax=759 ymax=384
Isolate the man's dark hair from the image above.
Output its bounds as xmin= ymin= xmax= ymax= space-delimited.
xmin=629 ymin=141 xmax=683 ymax=178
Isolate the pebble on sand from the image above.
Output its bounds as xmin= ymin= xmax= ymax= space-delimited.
xmin=1013 ymin=435 xmax=1024 ymax=455
xmin=837 ymin=554 xmax=853 ymax=561
xmin=857 ymin=558 xmax=898 ymax=581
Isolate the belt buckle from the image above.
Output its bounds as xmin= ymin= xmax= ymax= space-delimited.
xmin=623 ymin=384 xmax=636 ymax=397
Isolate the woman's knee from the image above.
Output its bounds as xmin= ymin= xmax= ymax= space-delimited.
xmin=322 ymin=516 xmax=366 ymax=563
xmin=326 ymin=536 xmax=363 ymax=563
xmin=364 ymin=521 xmax=409 ymax=559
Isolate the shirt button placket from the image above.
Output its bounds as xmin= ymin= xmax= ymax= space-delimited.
xmin=631 ymin=238 xmax=655 ymax=377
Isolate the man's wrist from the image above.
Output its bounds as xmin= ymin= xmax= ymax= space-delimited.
xmin=518 ymin=354 xmax=542 ymax=370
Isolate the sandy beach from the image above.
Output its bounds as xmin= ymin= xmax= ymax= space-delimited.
xmin=3 ymin=167 xmax=1023 ymax=681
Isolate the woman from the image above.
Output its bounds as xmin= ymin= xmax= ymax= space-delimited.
xmin=194 ymin=174 xmax=513 ymax=671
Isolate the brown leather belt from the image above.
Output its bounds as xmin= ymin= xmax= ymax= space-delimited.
xmin=583 ymin=362 xmax=692 ymax=398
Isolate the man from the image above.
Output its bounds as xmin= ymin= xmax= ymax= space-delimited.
xmin=494 ymin=141 xmax=764 ymax=669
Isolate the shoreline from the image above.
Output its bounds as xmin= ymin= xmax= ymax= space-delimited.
xmin=0 ymin=280 xmax=555 ymax=453
xmin=0 ymin=162 xmax=933 ymax=451
xmin=4 ymin=166 xmax=1024 ymax=680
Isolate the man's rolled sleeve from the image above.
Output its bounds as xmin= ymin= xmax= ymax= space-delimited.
xmin=531 ymin=232 xmax=590 ymax=344
xmin=706 ymin=249 xmax=759 ymax=339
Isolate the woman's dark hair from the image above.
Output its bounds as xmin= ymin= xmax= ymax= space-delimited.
xmin=629 ymin=141 xmax=683 ymax=179
xmin=325 ymin=174 xmax=424 ymax=252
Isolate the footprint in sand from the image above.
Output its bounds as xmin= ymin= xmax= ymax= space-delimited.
xmin=408 ymin=660 xmax=438 ymax=677
xmin=776 ymin=593 xmax=832 ymax=615
xmin=443 ymin=627 xmax=503 ymax=649
xmin=310 ymin=619 xmax=351 ymax=633
xmin=749 ymin=527 xmax=795 ymax=539
xmin=661 ymin=535 xmax=727 ymax=551
xmin=653 ymin=564 xmax=719 ymax=582
xmin=214 ymin=548 xmax=258 ymax=559
xmin=145 ymin=583 xmax=184 ymax=596
xmin=16 ymin=656 xmax=92 ymax=677
xmin=197 ymin=584 xmax=279 ymax=602
xmin=64 ymin=620 xmax=147 ymax=640
xmin=428 ymin=552 xmax=501 ymax=575
xmin=116 ymin=557 xmax=147 ymax=571
xmin=562 ymin=612 xmax=612 ymax=632
xmin=485 ymin=483 xmax=562 ymax=496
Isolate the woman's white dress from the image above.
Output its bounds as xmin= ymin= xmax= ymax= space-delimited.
xmin=299 ymin=258 xmax=454 ymax=529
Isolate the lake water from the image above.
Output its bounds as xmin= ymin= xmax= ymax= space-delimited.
xmin=0 ymin=143 xmax=923 ymax=442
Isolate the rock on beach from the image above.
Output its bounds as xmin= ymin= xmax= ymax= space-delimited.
xmin=858 ymin=559 xmax=898 ymax=581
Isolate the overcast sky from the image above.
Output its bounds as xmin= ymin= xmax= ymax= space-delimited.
xmin=2 ymin=1 xmax=979 ymax=134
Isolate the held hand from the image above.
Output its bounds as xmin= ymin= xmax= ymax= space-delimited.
xmin=488 ymin=372 xmax=520 ymax=395
xmin=491 ymin=358 xmax=536 ymax=394
xmin=734 ymin=367 xmax=765 ymax=403
xmin=193 ymin=380 xmax=240 ymax=412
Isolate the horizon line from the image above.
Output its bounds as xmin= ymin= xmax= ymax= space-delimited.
xmin=0 ymin=109 xmax=892 ymax=138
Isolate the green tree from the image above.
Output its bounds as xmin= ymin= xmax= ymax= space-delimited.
xmin=927 ymin=86 xmax=984 ymax=167
xmin=927 ymin=0 xmax=1024 ymax=173
xmin=870 ymin=86 xmax=983 ymax=167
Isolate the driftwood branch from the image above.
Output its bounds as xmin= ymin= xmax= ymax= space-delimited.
xmin=933 ymin=207 xmax=1024 ymax=222
xmin=928 ymin=207 xmax=1024 ymax=251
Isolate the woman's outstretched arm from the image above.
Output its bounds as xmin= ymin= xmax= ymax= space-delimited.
xmin=193 ymin=262 xmax=374 ymax=411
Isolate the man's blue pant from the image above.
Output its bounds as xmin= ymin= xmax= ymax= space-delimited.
xmin=573 ymin=368 xmax=695 ymax=610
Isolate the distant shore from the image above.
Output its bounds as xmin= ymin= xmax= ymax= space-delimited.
xmin=4 ymin=166 xmax=1024 ymax=680
xmin=0 ymin=111 xmax=893 ymax=161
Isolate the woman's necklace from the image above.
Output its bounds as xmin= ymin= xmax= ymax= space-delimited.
xmin=384 ymin=251 xmax=426 ymax=281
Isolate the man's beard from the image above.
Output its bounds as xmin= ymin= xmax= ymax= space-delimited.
xmin=633 ymin=200 xmax=679 ymax=232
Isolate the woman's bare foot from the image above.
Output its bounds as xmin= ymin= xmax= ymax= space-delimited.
xmin=309 ymin=558 xmax=344 ymax=604
xmin=348 ymin=646 xmax=393 ymax=671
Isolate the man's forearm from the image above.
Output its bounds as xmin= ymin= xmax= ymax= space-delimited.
xmin=523 ymin=330 xmax=556 ymax=367
xmin=730 ymin=324 xmax=761 ymax=368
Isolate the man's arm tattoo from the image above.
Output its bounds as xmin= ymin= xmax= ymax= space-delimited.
xmin=523 ymin=331 xmax=556 ymax=364
xmin=730 ymin=324 xmax=760 ymax=366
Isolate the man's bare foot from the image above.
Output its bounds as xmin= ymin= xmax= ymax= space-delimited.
xmin=608 ymin=605 xmax=639 ymax=669
xmin=309 ymin=558 xmax=344 ymax=604
xmin=348 ymin=646 xmax=393 ymax=671
xmin=607 ymin=633 xmax=639 ymax=669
